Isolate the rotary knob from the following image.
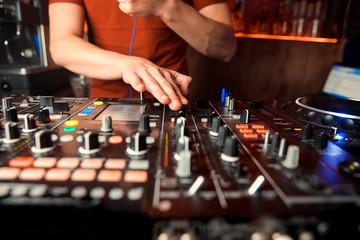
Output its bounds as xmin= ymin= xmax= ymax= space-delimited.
xmin=282 ymin=145 xmax=300 ymax=169
xmin=2 ymin=97 xmax=12 ymax=112
xmin=22 ymin=114 xmax=37 ymax=133
xmin=216 ymin=125 xmax=229 ymax=148
xmin=278 ymin=138 xmax=288 ymax=160
xmin=270 ymin=132 xmax=281 ymax=154
xmin=314 ymin=132 xmax=329 ymax=150
xmin=175 ymin=150 xmax=192 ymax=178
xmin=240 ymin=109 xmax=250 ymax=124
xmin=126 ymin=131 xmax=147 ymax=157
xmin=3 ymin=122 xmax=20 ymax=144
xmin=228 ymin=98 xmax=236 ymax=111
xmin=31 ymin=130 xmax=55 ymax=154
xmin=221 ymin=135 xmax=239 ymax=162
xmin=5 ymin=107 xmax=18 ymax=122
xmin=300 ymin=125 xmax=313 ymax=140
xmin=207 ymin=111 xmax=216 ymax=128
xmin=79 ymin=131 xmax=100 ymax=155
xmin=138 ymin=114 xmax=151 ymax=135
xmin=210 ymin=116 xmax=222 ymax=137
xmin=38 ymin=109 xmax=50 ymax=124
xmin=100 ymin=115 xmax=113 ymax=133
xmin=174 ymin=135 xmax=191 ymax=161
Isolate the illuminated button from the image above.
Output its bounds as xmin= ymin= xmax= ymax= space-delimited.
xmin=235 ymin=124 xmax=249 ymax=129
xmin=19 ymin=168 xmax=46 ymax=181
xmin=93 ymin=101 xmax=103 ymax=106
xmin=64 ymin=120 xmax=79 ymax=127
xmin=0 ymin=167 xmax=20 ymax=180
xmin=57 ymin=157 xmax=80 ymax=168
xmin=97 ymin=170 xmax=122 ymax=182
xmin=82 ymin=109 xmax=93 ymax=114
xmin=50 ymin=115 xmax=62 ymax=121
xmin=71 ymin=186 xmax=87 ymax=199
xmin=108 ymin=188 xmax=124 ymax=200
xmin=104 ymin=159 xmax=126 ymax=169
xmin=45 ymin=169 xmax=71 ymax=181
xmin=33 ymin=158 xmax=57 ymax=168
xmin=8 ymin=156 xmax=34 ymax=168
xmin=89 ymin=187 xmax=106 ymax=199
xmin=128 ymin=160 xmax=149 ymax=170
xmin=29 ymin=185 xmax=47 ymax=198
xmin=109 ymin=135 xmax=123 ymax=144
xmin=251 ymin=124 xmax=265 ymax=129
xmin=71 ymin=169 xmax=96 ymax=182
xmin=124 ymin=170 xmax=148 ymax=183
xmin=256 ymin=129 xmax=270 ymax=134
xmin=243 ymin=133 xmax=258 ymax=139
xmin=81 ymin=158 xmax=103 ymax=169
xmin=239 ymin=129 xmax=253 ymax=134
xmin=63 ymin=127 xmax=76 ymax=133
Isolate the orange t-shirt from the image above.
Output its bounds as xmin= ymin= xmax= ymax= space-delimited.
xmin=49 ymin=0 xmax=225 ymax=98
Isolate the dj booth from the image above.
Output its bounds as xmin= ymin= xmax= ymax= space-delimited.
xmin=0 ymin=72 xmax=359 ymax=238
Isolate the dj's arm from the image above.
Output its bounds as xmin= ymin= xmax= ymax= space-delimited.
xmin=117 ymin=0 xmax=237 ymax=62
xmin=49 ymin=3 xmax=190 ymax=111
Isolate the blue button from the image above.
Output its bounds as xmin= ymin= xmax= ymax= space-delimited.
xmin=82 ymin=109 xmax=93 ymax=114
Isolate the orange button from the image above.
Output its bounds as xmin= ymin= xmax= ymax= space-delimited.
xmin=81 ymin=158 xmax=103 ymax=169
xmin=0 ymin=167 xmax=20 ymax=180
xmin=71 ymin=169 xmax=96 ymax=182
xmin=239 ymin=129 xmax=253 ymax=134
xmin=243 ymin=133 xmax=258 ymax=139
xmin=235 ymin=124 xmax=249 ymax=129
xmin=105 ymin=159 xmax=126 ymax=169
xmin=256 ymin=129 xmax=270 ymax=134
xmin=33 ymin=157 xmax=57 ymax=168
xmin=8 ymin=156 xmax=34 ymax=168
xmin=57 ymin=157 xmax=80 ymax=169
xmin=45 ymin=169 xmax=71 ymax=181
xmin=124 ymin=170 xmax=148 ymax=183
xmin=251 ymin=124 xmax=265 ymax=129
xmin=19 ymin=168 xmax=46 ymax=181
xmin=109 ymin=135 xmax=123 ymax=144
xmin=97 ymin=170 xmax=122 ymax=182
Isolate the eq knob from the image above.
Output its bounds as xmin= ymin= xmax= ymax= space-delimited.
xmin=216 ymin=125 xmax=229 ymax=148
xmin=3 ymin=122 xmax=20 ymax=144
xmin=175 ymin=150 xmax=192 ymax=178
xmin=239 ymin=109 xmax=250 ymax=124
xmin=210 ymin=116 xmax=222 ymax=137
xmin=5 ymin=107 xmax=18 ymax=122
xmin=79 ymin=131 xmax=100 ymax=155
xmin=314 ymin=132 xmax=329 ymax=150
xmin=138 ymin=114 xmax=151 ymax=135
xmin=207 ymin=111 xmax=216 ymax=128
xmin=300 ymin=125 xmax=313 ymax=140
xmin=31 ymin=130 xmax=55 ymax=154
xmin=38 ymin=109 xmax=51 ymax=124
xmin=270 ymin=132 xmax=281 ymax=155
xmin=2 ymin=97 xmax=12 ymax=112
xmin=282 ymin=145 xmax=300 ymax=169
xmin=278 ymin=138 xmax=288 ymax=160
xmin=126 ymin=131 xmax=147 ymax=157
xmin=221 ymin=135 xmax=239 ymax=162
xmin=22 ymin=114 xmax=37 ymax=133
xmin=100 ymin=115 xmax=113 ymax=133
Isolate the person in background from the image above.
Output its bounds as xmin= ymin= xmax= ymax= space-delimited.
xmin=48 ymin=0 xmax=237 ymax=111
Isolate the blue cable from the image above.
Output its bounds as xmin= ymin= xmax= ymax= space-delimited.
xmin=129 ymin=16 xmax=137 ymax=99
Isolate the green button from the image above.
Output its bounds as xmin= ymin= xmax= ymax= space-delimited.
xmin=63 ymin=127 xmax=76 ymax=132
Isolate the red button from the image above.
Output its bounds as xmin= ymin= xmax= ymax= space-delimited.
xmin=243 ymin=133 xmax=258 ymax=139
xmin=8 ymin=156 xmax=34 ymax=168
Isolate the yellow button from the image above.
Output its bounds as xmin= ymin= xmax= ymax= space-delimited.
xmin=93 ymin=101 xmax=103 ymax=106
xmin=64 ymin=120 xmax=79 ymax=126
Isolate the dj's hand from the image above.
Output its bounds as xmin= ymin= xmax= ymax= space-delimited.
xmin=120 ymin=56 xmax=191 ymax=111
xmin=116 ymin=0 xmax=168 ymax=17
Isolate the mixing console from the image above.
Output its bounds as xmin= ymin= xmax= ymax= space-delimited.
xmin=0 ymin=94 xmax=359 ymax=239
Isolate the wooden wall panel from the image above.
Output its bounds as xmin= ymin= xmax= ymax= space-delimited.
xmin=186 ymin=37 xmax=345 ymax=102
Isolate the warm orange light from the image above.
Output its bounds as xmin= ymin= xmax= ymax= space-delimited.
xmin=235 ymin=33 xmax=338 ymax=43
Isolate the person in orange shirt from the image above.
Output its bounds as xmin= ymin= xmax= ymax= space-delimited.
xmin=49 ymin=0 xmax=237 ymax=110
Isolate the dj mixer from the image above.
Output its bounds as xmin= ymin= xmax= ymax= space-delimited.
xmin=0 ymin=94 xmax=359 ymax=239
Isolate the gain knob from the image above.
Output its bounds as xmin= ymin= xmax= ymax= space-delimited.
xmin=216 ymin=125 xmax=229 ymax=148
xmin=5 ymin=107 xmax=18 ymax=122
xmin=138 ymin=114 xmax=151 ymax=135
xmin=207 ymin=111 xmax=216 ymax=128
xmin=282 ymin=145 xmax=300 ymax=169
xmin=38 ymin=109 xmax=51 ymax=124
xmin=79 ymin=131 xmax=100 ymax=155
xmin=221 ymin=135 xmax=239 ymax=162
xmin=126 ymin=131 xmax=147 ymax=157
xmin=22 ymin=114 xmax=37 ymax=133
xmin=314 ymin=132 xmax=329 ymax=150
xmin=210 ymin=116 xmax=222 ymax=137
xmin=3 ymin=122 xmax=20 ymax=144
xmin=300 ymin=125 xmax=313 ymax=140
xmin=31 ymin=130 xmax=56 ymax=154
xmin=278 ymin=138 xmax=288 ymax=160
xmin=240 ymin=109 xmax=250 ymax=124
xmin=100 ymin=115 xmax=113 ymax=133
xmin=2 ymin=97 xmax=12 ymax=112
